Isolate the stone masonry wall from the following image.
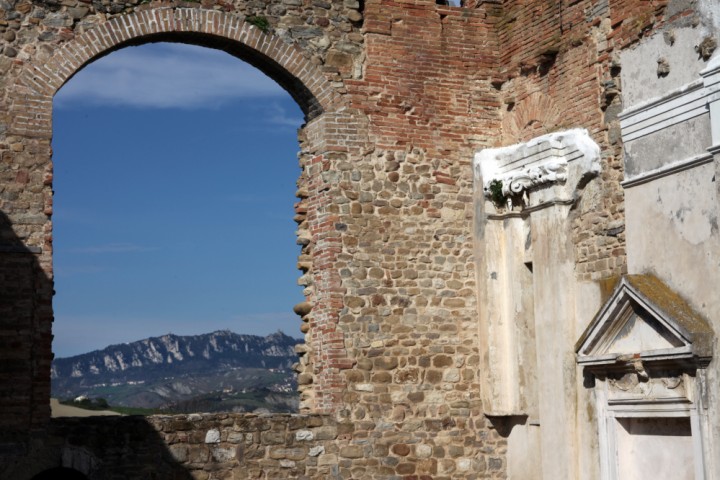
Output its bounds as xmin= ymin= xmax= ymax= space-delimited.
xmin=0 ymin=0 xmax=709 ymax=478
xmin=4 ymin=413 xmax=340 ymax=479
xmin=319 ymin=1 xmax=509 ymax=477
xmin=1 ymin=0 xmax=511 ymax=476
xmin=0 ymin=0 xmax=367 ymax=439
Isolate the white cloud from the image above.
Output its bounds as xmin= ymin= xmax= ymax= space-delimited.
xmin=265 ymin=102 xmax=304 ymax=127
xmin=55 ymin=43 xmax=288 ymax=109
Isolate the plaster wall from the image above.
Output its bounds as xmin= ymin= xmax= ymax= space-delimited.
xmin=574 ymin=281 xmax=603 ymax=480
xmin=624 ymin=161 xmax=720 ymax=477
xmin=506 ymin=423 xmax=540 ymax=480
xmin=625 ymin=164 xmax=719 ymax=319
xmin=621 ymin=26 xmax=715 ymax=109
xmin=623 ymin=115 xmax=712 ymax=178
xmin=615 ymin=417 xmax=694 ymax=480
xmin=618 ymin=11 xmax=720 ymax=478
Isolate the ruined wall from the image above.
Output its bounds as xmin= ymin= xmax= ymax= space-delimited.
xmin=4 ymin=413 xmax=339 ymax=479
xmin=0 ymin=0 xmax=510 ymax=477
xmin=2 ymin=0 xmax=717 ymax=478
xmin=466 ymin=0 xmax=714 ymax=478
xmin=615 ymin=1 xmax=720 ymax=475
xmin=296 ymin=1 xmax=509 ymax=476
xmin=486 ymin=0 xmax=707 ymax=280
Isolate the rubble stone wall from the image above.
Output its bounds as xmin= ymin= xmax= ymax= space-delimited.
xmin=0 ymin=0 xmax=710 ymax=478
xmin=4 ymin=414 xmax=341 ymax=479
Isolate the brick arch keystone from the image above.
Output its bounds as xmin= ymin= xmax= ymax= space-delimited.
xmin=9 ymin=7 xmax=343 ymax=138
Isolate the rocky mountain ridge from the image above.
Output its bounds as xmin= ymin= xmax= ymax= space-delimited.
xmin=51 ymin=330 xmax=301 ymax=411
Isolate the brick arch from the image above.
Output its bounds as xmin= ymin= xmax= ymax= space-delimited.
xmin=9 ymin=7 xmax=343 ymax=138
xmin=502 ymin=91 xmax=564 ymax=143
xmin=5 ymin=6 xmax=356 ymax=417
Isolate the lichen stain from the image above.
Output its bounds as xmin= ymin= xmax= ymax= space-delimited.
xmin=599 ymin=275 xmax=621 ymax=302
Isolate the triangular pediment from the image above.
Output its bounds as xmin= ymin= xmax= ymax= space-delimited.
xmin=576 ymin=275 xmax=713 ymax=369
xmin=597 ymin=302 xmax=683 ymax=355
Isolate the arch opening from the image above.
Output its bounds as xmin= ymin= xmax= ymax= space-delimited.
xmin=50 ymin=41 xmax=306 ymax=415
xmin=67 ymin=31 xmax=324 ymax=121
xmin=4 ymin=7 xmax=356 ymax=424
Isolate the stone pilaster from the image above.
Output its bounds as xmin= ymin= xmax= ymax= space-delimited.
xmin=474 ymin=129 xmax=600 ymax=480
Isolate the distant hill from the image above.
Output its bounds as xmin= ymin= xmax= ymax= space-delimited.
xmin=51 ymin=330 xmax=301 ymax=413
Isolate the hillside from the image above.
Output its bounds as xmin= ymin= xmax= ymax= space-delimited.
xmin=51 ymin=330 xmax=300 ymax=413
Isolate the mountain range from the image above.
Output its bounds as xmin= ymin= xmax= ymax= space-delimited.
xmin=51 ymin=330 xmax=301 ymax=413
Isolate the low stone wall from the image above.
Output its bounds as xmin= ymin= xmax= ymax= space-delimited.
xmin=2 ymin=410 xmax=508 ymax=479
xmin=3 ymin=413 xmax=339 ymax=479
xmin=147 ymin=413 xmax=340 ymax=479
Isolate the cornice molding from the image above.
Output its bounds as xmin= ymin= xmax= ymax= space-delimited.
xmin=619 ymin=59 xmax=720 ymax=143
xmin=474 ymin=129 xmax=600 ymax=211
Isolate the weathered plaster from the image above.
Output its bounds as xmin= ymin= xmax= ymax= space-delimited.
xmin=699 ymin=0 xmax=720 ymax=34
xmin=624 ymin=115 xmax=712 ymax=178
xmin=625 ymin=163 xmax=719 ymax=316
xmin=621 ymin=27 xmax=716 ymax=109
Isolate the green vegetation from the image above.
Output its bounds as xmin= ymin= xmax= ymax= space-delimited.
xmin=488 ymin=179 xmax=506 ymax=206
xmin=168 ymin=388 xmax=298 ymax=414
xmin=246 ymin=16 xmax=270 ymax=33
xmin=60 ymin=397 xmax=110 ymax=410
xmin=109 ymin=405 xmax=166 ymax=416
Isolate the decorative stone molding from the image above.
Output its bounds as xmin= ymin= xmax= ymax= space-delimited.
xmin=493 ymin=160 xmax=568 ymax=197
xmin=576 ymin=274 xmax=714 ymax=370
xmin=620 ymin=152 xmax=714 ymax=188
xmin=701 ymin=55 xmax=720 ymax=146
xmin=618 ymin=56 xmax=720 ymax=145
xmin=576 ymin=274 xmax=714 ymax=480
xmin=474 ymin=129 xmax=600 ymax=210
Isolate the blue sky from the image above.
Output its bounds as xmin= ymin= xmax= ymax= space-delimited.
xmin=52 ymin=43 xmax=306 ymax=357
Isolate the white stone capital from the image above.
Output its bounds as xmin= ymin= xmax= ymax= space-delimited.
xmin=474 ymin=129 xmax=600 ymax=210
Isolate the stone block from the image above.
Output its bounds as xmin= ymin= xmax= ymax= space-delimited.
xmin=317 ymin=453 xmax=338 ymax=466
xmin=309 ymin=446 xmax=325 ymax=457
xmin=211 ymin=447 xmax=236 ymax=462
xmin=169 ymin=444 xmax=188 ymax=463
xmin=314 ymin=426 xmax=338 ymax=440
xmin=205 ymin=429 xmax=221 ymax=444
xmin=339 ymin=445 xmax=363 ymax=458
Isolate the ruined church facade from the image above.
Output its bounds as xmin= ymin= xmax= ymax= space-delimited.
xmin=0 ymin=0 xmax=718 ymax=478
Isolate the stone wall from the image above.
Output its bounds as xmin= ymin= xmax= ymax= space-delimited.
xmin=1 ymin=0 xmax=717 ymax=478
xmin=296 ymin=2 xmax=510 ymax=476
xmin=1 ymin=0 xmax=510 ymax=477
xmin=5 ymin=413 xmax=339 ymax=479
xmin=3 ymin=410 xmax=506 ymax=479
